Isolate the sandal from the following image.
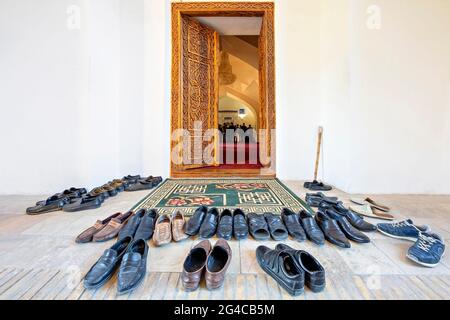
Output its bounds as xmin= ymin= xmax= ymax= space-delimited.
xmin=264 ymin=212 xmax=289 ymax=241
xmin=247 ymin=213 xmax=270 ymax=240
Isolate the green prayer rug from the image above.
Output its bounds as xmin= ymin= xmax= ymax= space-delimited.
xmin=131 ymin=178 xmax=313 ymax=216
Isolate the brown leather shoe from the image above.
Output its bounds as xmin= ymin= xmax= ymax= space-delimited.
xmin=152 ymin=214 xmax=172 ymax=246
xmin=93 ymin=211 xmax=133 ymax=242
xmin=181 ymin=240 xmax=211 ymax=291
xmin=172 ymin=211 xmax=189 ymax=242
xmin=75 ymin=212 xmax=121 ymax=243
xmin=205 ymin=239 xmax=232 ymax=290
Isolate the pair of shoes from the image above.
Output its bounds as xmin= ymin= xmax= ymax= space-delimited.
xmin=319 ymin=201 xmax=377 ymax=232
xmin=118 ymin=209 xmax=158 ymax=241
xmin=248 ymin=212 xmax=288 ymax=241
xmin=281 ymin=208 xmax=307 ymax=241
xmin=26 ymin=187 xmax=87 ymax=215
xmin=125 ymin=176 xmax=163 ymax=191
xmin=62 ymin=193 xmax=103 ymax=212
xmin=217 ymin=209 xmax=249 ymax=240
xmin=315 ymin=209 xmax=370 ymax=248
xmin=305 ymin=192 xmax=338 ymax=207
xmin=181 ymin=239 xmax=231 ymax=291
xmin=153 ymin=211 xmax=189 ymax=246
xmin=304 ymin=180 xmax=332 ymax=191
xmin=256 ymin=244 xmax=325 ymax=296
xmin=91 ymin=211 xmax=134 ymax=242
xmin=377 ymin=219 xmax=445 ymax=267
xmin=83 ymin=236 xmax=148 ymax=294
xmin=350 ymin=197 xmax=394 ymax=220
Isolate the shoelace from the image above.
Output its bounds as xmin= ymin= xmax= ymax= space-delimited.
xmin=391 ymin=221 xmax=409 ymax=228
xmin=417 ymin=234 xmax=437 ymax=252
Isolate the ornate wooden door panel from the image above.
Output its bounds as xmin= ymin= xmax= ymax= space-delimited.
xmin=179 ymin=16 xmax=219 ymax=169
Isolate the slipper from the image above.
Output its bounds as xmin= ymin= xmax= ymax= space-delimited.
xmin=248 ymin=213 xmax=271 ymax=240
xmin=62 ymin=195 xmax=103 ymax=212
xmin=349 ymin=204 xmax=394 ymax=221
xmin=27 ymin=196 xmax=70 ymax=215
xmin=304 ymin=180 xmax=332 ymax=191
xmin=125 ymin=176 xmax=163 ymax=191
xmin=350 ymin=197 xmax=390 ymax=212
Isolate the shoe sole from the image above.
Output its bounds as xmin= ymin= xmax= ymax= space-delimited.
xmin=84 ymin=271 xmax=115 ymax=290
xmin=117 ymin=270 xmax=146 ymax=295
xmin=377 ymin=228 xmax=418 ymax=242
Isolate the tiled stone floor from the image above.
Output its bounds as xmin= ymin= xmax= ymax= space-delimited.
xmin=0 ymin=181 xmax=449 ymax=300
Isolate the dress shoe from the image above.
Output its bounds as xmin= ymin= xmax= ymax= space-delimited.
xmin=264 ymin=212 xmax=288 ymax=241
xmin=205 ymin=239 xmax=232 ymax=290
xmin=323 ymin=202 xmax=376 ymax=232
xmin=134 ymin=209 xmax=158 ymax=240
xmin=181 ymin=240 xmax=211 ymax=291
xmin=153 ymin=214 xmax=172 ymax=246
xmin=199 ymin=207 xmax=219 ymax=239
xmin=172 ymin=211 xmax=189 ymax=242
xmin=84 ymin=236 xmax=132 ymax=289
xmin=27 ymin=196 xmax=70 ymax=215
xmin=281 ymin=208 xmax=306 ymax=242
xmin=326 ymin=210 xmax=370 ymax=243
xmin=93 ymin=211 xmax=133 ymax=242
xmin=299 ymin=210 xmax=325 ymax=245
xmin=76 ymin=212 xmax=121 ymax=243
xmin=276 ymin=244 xmax=325 ymax=292
xmin=117 ymin=239 xmax=148 ymax=294
xmin=233 ymin=208 xmax=249 ymax=240
xmin=256 ymin=246 xmax=304 ymax=296
xmin=305 ymin=192 xmax=338 ymax=208
xmin=217 ymin=209 xmax=233 ymax=240
xmin=185 ymin=206 xmax=208 ymax=236
xmin=315 ymin=211 xmax=351 ymax=248
xmin=118 ymin=209 xmax=146 ymax=240
xmin=62 ymin=195 xmax=102 ymax=212
xmin=248 ymin=213 xmax=270 ymax=240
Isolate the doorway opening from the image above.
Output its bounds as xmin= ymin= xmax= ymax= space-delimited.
xmin=170 ymin=2 xmax=275 ymax=178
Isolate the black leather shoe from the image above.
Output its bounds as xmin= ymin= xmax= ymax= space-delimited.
xmin=84 ymin=236 xmax=132 ymax=290
xmin=305 ymin=193 xmax=338 ymax=207
xmin=62 ymin=195 xmax=101 ymax=212
xmin=326 ymin=210 xmax=370 ymax=243
xmin=199 ymin=207 xmax=219 ymax=239
xmin=118 ymin=209 xmax=146 ymax=240
xmin=276 ymin=244 xmax=325 ymax=292
xmin=315 ymin=211 xmax=351 ymax=248
xmin=248 ymin=213 xmax=270 ymax=240
xmin=185 ymin=206 xmax=208 ymax=236
xmin=134 ymin=209 xmax=158 ymax=240
xmin=264 ymin=212 xmax=289 ymax=241
xmin=281 ymin=208 xmax=306 ymax=242
xmin=217 ymin=209 xmax=233 ymax=240
xmin=322 ymin=202 xmax=376 ymax=232
xmin=256 ymin=246 xmax=304 ymax=296
xmin=299 ymin=210 xmax=325 ymax=245
xmin=27 ymin=196 xmax=70 ymax=215
xmin=233 ymin=209 xmax=249 ymax=240
xmin=304 ymin=180 xmax=332 ymax=191
xmin=117 ymin=239 xmax=148 ymax=294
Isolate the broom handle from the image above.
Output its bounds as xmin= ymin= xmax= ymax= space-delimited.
xmin=313 ymin=127 xmax=323 ymax=181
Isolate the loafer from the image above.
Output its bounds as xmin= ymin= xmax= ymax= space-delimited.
xmin=315 ymin=211 xmax=351 ymax=248
xmin=62 ymin=195 xmax=102 ymax=212
xmin=185 ymin=206 xmax=208 ymax=236
xmin=233 ymin=208 xmax=249 ymax=240
xmin=36 ymin=188 xmax=86 ymax=205
xmin=118 ymin=209 xmax=146 ymax=240
xmin=264 ymin=212 xmax=289 ymax=241
xmin=181 ymin=240 xmax=211 ymax=291
xmin=299 ymin=210 xmax=325 ymax=245
xmin=256 ymin=246 xmax=304 ymax=296
xmin=326 ymin=210 xmax=370 ymax=243
xmin=93 ymin=211 xmax=133 ymax=242
xmin=248 ymin=213 xmax=270 ymax=240
xmin=27 ymin=196 xmax=70 ymax=215
xmin=117 ymin=239 xmax=148 ymax=294
xmin=217 ymin=209 xmax=233 ymax=240
xmin=172 ymin=211 xmax=189 ymax=242
xmin=205 ymin=239 xmax=232 ymax=290
xmin=281 ymin=208 xmax=306 ymax=242
xmin=153 ymin=214 xmax=172 ymax=246
xmin=76 ymin=212 xmax=121 ymax=243
xmin=101 ymin=183 xmax=119 ymax=197
xmin=87 ymin=187 xmax=110 ymax=200
xmin=122 ymin=175 xmax=141 ymax=184
xmin=199 ymin=207 xmax=219 ymax=239
xmin=276 ymin=244 xmax=325 ymax=292
xmin=134 ymin=209 xmax=158 ymax=240
xmin=125 ymin=176 xmax=163 ymax=191
xmin=84 ymin=236 xmax=132 ymax=290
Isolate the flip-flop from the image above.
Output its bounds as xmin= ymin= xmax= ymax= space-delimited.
xmin=350 ymin=197 xmax=390 ymax=212
xmin=349 ymin=204 xmax=394 ymax=221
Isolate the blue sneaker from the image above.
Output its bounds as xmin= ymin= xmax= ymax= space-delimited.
xmin=377 ymin=219 xmax=430 ymax=241
xmin=407 ymin=232 xmax=445 ymax=268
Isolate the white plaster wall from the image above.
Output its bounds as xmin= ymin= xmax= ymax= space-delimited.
xmin=0 ymin=0 xmax=449 ymax=195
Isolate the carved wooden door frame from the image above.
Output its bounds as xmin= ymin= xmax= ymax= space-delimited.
xmin=171 ymin=2 xmax=276 ymax=178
